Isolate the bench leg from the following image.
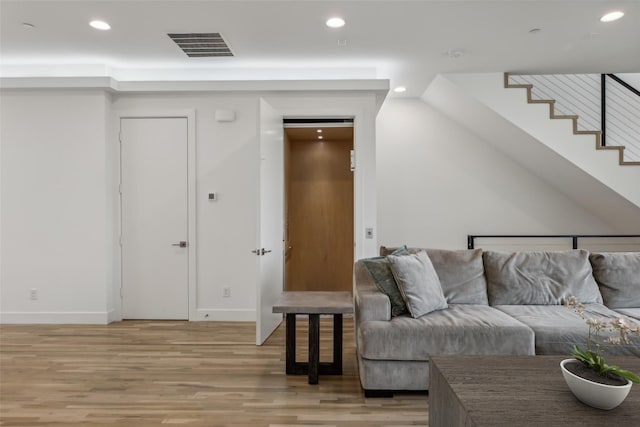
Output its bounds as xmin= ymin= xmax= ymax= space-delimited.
xmin=308 ymin=314 xmax=320 ymax=384
xmin=285 ymin=313 xmax=297 ymax=375
xmin=333 ymin=314 xmax=343 ymax=374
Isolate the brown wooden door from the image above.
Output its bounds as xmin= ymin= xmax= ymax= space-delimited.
xmin=284 ymin=127 xmax=354 ymax=292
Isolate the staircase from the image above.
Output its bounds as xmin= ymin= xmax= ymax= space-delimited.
xmin=504 ymin=73 xmax=640 ymax=166
xmin=421 ymin=72 xmax=640 ymax=229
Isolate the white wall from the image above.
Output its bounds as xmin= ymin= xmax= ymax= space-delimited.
xmin=1 ymin=90 xmax=111 ymax=323
xmin=375 ymin=98 xmax=619 ymax=250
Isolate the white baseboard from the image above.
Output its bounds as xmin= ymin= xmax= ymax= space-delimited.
xmin=1 ymin=309 xmax=256 ymax=323
xmin=0 ymin=311 xmax=112 ymax=324
xmin=106 ymin=308 xmax=119 ymax=324
xmin=193 ymin=308 xmax=256 ymax=322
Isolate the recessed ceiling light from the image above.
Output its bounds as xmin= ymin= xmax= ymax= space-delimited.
xmin=600 ymin=11 xmax=624 ymax=22
xmin=21 ymin=22 xmax=35 ymax=29
xmin=394 ymin=86 xmax=407 ymax=93
xmin=89 ymin=20 xmax=111 ymax=30
xmin=318 ymin=135 xmax=324 ymax=140
xmin=317 ymin=129 xmax=323 ymax=133
xmin=326 ymin=17 xmax=345 ymax=28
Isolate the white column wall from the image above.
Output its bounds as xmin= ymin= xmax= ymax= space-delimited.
xmin=264 ymin=93 xmax=379 ymax=259
xmin=0 ymin=90 xmax=111 ymax=323
xmin=112 ymin=92 xmax=379 ymax=320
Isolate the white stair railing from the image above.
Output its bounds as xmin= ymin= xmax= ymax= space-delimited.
xmin=606 ymin=75 xmax=640 ymax=162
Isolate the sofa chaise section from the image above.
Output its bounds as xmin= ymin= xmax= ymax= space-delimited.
xmin=494 ymin=304 xmax=640 ymax=355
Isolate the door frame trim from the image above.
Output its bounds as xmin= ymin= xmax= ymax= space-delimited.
xmin=262 ymin=96 xmax=377 ymax=261
xmin=256 ymin=95 xmax=377 ymax=343
xmin=115 ymin=110 xmax=197 ymax=321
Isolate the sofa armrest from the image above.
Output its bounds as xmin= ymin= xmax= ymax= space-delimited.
xmin=354 ymin=261 xmax=391 ymax=322
xmin=356 ymin=290 xmax=391 ymax=322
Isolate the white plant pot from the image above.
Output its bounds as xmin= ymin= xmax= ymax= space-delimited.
xmin=560 ymin=358 xmax=632 ymax=410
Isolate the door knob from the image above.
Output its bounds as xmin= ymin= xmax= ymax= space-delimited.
xmin=172 ymin=241 xmax=188 ymax=248
xmin=251 ymin=248 xmax=272 ymax=256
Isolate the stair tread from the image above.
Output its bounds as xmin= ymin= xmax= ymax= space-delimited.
xmin=552 ymin=115 xmax=579 ymax=120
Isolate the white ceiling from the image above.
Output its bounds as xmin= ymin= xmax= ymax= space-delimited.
xmin=1 ymin=0 xmax=639 ymax=97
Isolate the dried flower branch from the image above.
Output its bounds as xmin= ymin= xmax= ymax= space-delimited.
xmin=564 ymin=296 xmax=640 ymax=384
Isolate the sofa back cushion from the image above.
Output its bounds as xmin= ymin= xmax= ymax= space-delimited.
xmin=380 ymin=246 xmax=488 ymax=304
xmin=387 ymin=251 xmax=448 ymax=318
xmin=589 ymin=252 xmax=640 ymax=308
xmin=484 ymin=249 xmax=603 ymax=305
xmin=360 ymin=246 xmax=410 ymax=317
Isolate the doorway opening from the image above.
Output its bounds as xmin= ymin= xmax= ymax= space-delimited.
xmin=283 ymin=118 xmax=355 ymax=293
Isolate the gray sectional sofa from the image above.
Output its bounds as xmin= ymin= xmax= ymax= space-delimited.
xmin=354 ymin=247 xmax=640 ymax=395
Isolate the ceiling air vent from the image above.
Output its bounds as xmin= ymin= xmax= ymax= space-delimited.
xmin=168 ymin=33 xmax=233 ymax=57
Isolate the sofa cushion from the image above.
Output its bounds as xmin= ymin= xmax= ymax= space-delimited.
xmin=357 ymin=304 xmax=535 ymax=361
xmin=589 ymin=252 xmax=640 ymax=308
xmin=360 ymin=246 xmax=409 ymax=317
xmin=614 ymin=308 xmax=640 ymax=321
xmin=388 ymin=251 xmax=448 ymax=318
xmin=484 ymin=250 xmax=602 ymax=305
xmin=494 ymin=304 xmax=640 ymax=356
xmin=380 ymin=246 xmax=488 ymax=304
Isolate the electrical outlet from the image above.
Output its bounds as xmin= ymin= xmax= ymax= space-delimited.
xmin=30 ymin=288 xmax=38 ymax=301
xmin=365 ymin=228 xmax=374 ymax=239
xmin=223 ymin=287 xmax=231 ymax=298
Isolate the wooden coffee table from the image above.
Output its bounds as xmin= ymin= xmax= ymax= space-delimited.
xmin=272 ymin=291 xmax=353 ymax=384
xmin=429 ymin=355 xmax=640 ymax=427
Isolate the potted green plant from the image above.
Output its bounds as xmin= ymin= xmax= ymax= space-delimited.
xmin=562 ymin=296 xmax=640 ymax=410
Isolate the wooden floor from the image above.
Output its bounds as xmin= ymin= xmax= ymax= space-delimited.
xmin=0 ymin=318 xmax=428 ymax=426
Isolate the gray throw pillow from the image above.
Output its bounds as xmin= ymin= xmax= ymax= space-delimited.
xmin=387 ymin=251 xmax=448 ymax=318
xmin=590 ymin=252 xmax=640 ymax=308
xmin=484 ymin=249 xmax=603 ymax=305
xmin=380 ymin=246 xmax=488 ymax=305
xmin=361 ymin=246 xmax=409 ymax=317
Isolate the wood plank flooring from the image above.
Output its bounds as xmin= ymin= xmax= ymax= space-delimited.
xmin=0 ymin=318 xmax=428 ymax=426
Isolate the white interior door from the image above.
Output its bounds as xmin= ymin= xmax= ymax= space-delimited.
xmin=256 ymin=99 xmax=285 ymax=344
xmin=121 ymin=117 xmax=189 ymax=319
